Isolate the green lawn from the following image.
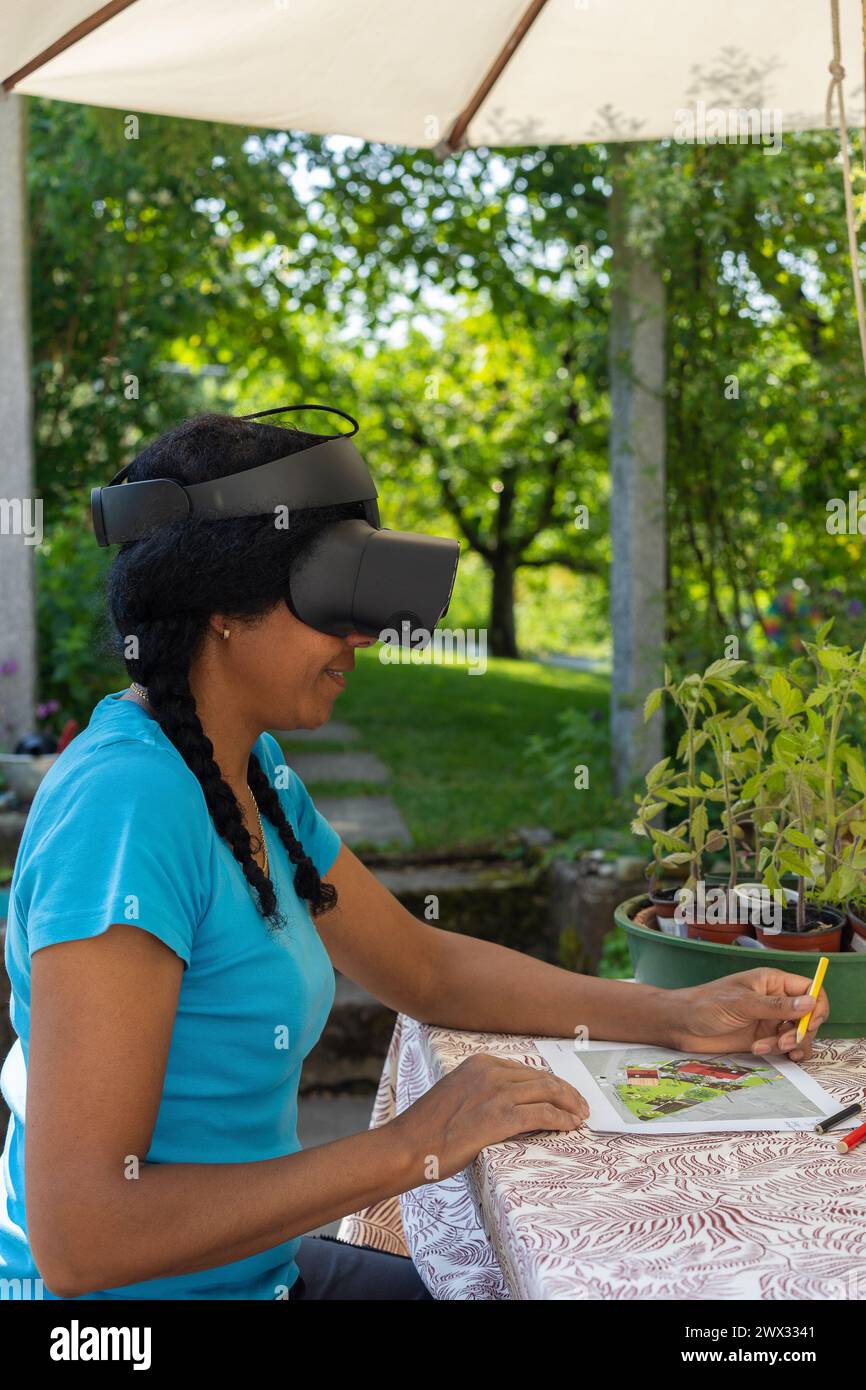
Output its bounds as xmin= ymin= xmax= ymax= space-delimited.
xmin=278 ymin=648 xmax=611 ymax=851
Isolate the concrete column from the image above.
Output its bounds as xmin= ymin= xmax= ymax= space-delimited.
xmin=608 ymin=172 xmax=666 ymax=795
xmin=0 ymin=93 xmax=37 ymax=749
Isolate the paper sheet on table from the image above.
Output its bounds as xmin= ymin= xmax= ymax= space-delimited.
xmin=534 ymin=1038 xmax=847 ymax=1135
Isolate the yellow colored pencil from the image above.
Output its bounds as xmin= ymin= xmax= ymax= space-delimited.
xmin=795 ymin=955 xmax=829 ymax=1046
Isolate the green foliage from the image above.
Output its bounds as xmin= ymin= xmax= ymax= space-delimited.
xmin=284 ymin=126 xmax=866 ymax=671
xmin=558 ymin=920 xmax=634 ymax=978
xmin=525 ymin=705 xmax=612 ymax=832
xmin=35 ymin=506 xmax=121 ymax=726
xmin=750 ymin=628 xmax=866 ymax=924
xmin=633 ymin=659 xmax=747 ymax=887
xmin=619 ymin=135 xmax=866 ymax=670
xmin=598 ymin=926 xmax=633 ymax=979
xmin=281 ymin=647 xmax=610 ymax=850
xmin=28 ymin=98 xmax=328 ymax=509
xmin=271 ymin=134 xmax=610 ymax=326
xmin=29 ymin=101 xmax=866 ymax=684
xmin=633 ymin=632 xmax=866 ymax=920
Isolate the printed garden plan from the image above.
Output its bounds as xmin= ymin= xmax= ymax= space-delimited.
xmin=534 ymin=1040 xmax=841 ymax=1135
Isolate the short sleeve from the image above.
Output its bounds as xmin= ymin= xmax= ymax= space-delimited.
xmin=17 ymin=742 xmax=212 ymax=968
xmin=261 ymin=733 xmax=342 ymax=878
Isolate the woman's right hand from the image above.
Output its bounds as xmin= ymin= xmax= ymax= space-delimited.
xmin=392 ymin=1052 xmax=589 ymax=1182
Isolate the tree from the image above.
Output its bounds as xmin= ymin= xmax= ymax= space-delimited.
xmin=28 ymin=99 xmax=323 ymax=509
xmin=619 ymin=133 xmax=866 ymax=668
xmin=350 ymin=307 xmax=608 ymax=656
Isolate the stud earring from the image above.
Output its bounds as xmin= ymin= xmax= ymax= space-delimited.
xmin=223 ymin=628 xmax=230 ymax=640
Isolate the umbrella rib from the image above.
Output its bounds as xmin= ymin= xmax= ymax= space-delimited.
xmin=435 ymin=0 xmax=551 ymax=156
xmin=3 ymin=0 xmax=141 ymax=92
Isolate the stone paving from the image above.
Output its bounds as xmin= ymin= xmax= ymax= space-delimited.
xmin=313 ymin=794 xmax=411 ymax=848
xmin=282 ymin=719 xmax=410 ymax=1205
xmin=274 ymin=721 xmax=411 ymax=849
xmin=288 ymin=751 xmax=390 ymax=785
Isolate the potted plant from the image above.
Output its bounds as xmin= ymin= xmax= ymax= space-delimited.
xmin=630 ymin=754 xmax=690 ymax=921
xmin=633 ymin=659 xmax=747 ymax=941
xmin=614 ymin=637 xmax=866 ymax=1036
xmin=629 ymin=636 xmax=866 ymax=951
xmin=749 ymin=629 xmax=866 ymax=952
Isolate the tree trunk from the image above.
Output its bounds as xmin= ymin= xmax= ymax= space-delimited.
xmin=608 ymin=162 xmax=666 ymax=795
xmin=489 ymin=554 xmax=518 ymax=658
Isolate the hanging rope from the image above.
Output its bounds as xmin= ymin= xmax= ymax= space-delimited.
xmin=863 ymin=0 xmax=866 ymax=169
xmin=827 ymin=0 xmax=866 ymax=378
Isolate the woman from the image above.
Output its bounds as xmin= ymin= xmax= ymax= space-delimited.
xmin=0 ymin=411 xmax=829 ymax=1301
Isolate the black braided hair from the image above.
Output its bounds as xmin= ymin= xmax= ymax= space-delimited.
xmin=105 ymin=412 xmax=358 ymax=930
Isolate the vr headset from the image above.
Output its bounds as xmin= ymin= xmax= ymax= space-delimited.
xmin=91 ymin=404 xmax=460 ymax=640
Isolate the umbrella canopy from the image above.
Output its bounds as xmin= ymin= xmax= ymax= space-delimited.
xmin=3 ymin=0 xmax=865 ymax=147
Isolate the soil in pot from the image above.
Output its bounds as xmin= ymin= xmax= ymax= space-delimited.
xmin=756 ymin=903 xmax=844 ymax=953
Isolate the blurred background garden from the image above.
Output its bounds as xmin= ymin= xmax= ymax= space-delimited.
xmin=4 ymin=101 xmax=865 ymax=843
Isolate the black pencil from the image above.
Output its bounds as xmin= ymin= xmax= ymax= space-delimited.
xmin=815 ymin=1102 xmax=862 ymax=1134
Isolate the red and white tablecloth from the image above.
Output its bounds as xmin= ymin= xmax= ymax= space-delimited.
xmin=338 ymin=1015 xmax=866 ymax=1300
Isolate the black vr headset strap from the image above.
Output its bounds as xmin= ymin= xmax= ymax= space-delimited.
xmin=93 ymin=434 xmax=379 ymax=545
xmin=241 ymin=402 xmax=360 ymax=437
xmin=184 ymin=434 xmax=377 ymax=518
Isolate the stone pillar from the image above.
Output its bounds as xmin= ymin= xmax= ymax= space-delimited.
xmin=608 ymin=170 xmax=666 ymax=795
xmin=0 ymin=93 xmax=37 ymax=748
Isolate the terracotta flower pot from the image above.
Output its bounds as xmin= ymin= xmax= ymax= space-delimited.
xmin=687 ymin=920 xmax=743 ymax=947
xmin=648 ymin=886 xmax=681 ymax=919
xmin=680 ymin=884 xmax=749 ymax=946
xmin=846 ymin=903 xmax=866 ymax=953
xmin=756 ymin=904 xmax=844 ymax=954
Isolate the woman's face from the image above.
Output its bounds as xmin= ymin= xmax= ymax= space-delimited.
xmin=215 ymin=601 xmax=375 ymax=732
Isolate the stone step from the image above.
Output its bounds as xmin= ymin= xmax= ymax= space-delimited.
xmin=370 ymin=858 xmax=554 ymax=957
xmin=301 ymin=857 xmax=553 ymax=1091
xmin=301 ymin=972 xmax=396 ymax=1090
xmin=316 ymin=796 xmax=412 ymax=849
xmin=288 ymin=751 xmax=390 ymax=785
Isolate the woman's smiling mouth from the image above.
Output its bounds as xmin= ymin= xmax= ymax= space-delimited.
xmin=323 ymin=667 xmax=348 ymax=689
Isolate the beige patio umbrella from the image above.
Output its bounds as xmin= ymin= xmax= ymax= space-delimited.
xmin=2 ymin=0 xmax=865 ymax=785
xmin=3 ymin=0 xmax=865 ymax=150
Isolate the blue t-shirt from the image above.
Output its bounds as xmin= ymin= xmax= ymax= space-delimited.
xmin=0 ymin=690 xmax=341 ymax=1299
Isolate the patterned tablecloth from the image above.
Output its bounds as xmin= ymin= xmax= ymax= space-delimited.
xmin=338 ymin=1015 xmax=866 ymax=1300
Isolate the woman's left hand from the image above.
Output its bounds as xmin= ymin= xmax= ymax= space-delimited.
xmin=668 ymin=968 xmax=829 ymax=1062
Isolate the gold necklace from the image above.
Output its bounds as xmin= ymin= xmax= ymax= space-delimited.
xmin=248 ymin=786 xmax=269 ymax=878
xmin=129 ymin=683 xmax=269 ymax=877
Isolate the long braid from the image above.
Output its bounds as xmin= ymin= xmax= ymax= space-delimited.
xmin=107 ymin=411 xmax=356 ymax=931
xmin=130 ymin=615 xmax=286 ymax=930
xmin=247 ymin=752 xmax=336 ymax=917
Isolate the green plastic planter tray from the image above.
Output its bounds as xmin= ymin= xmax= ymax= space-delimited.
xmin=616 ymin=895 xmax=866 ymax=1039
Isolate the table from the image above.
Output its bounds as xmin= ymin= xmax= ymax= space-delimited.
xmin=338 ymin=1015 xmax=866 ymax=1300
